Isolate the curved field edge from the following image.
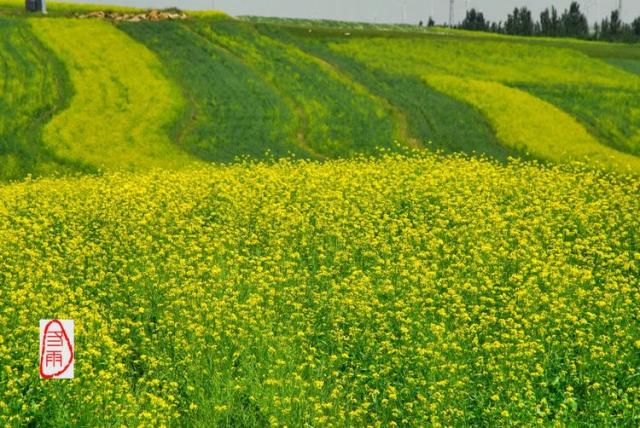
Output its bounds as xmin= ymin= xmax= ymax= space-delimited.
xmin=258 ymin=24 xmax=517 ymax=162
xmin=328 ymin=36 xmax=640 ymax=172
xmin=0 ymin=155 xmax=638 ymax=426
xmin=425 ymin=76 xmax=640 ymax=173
xmin=118 ymin=20 xmax=308 ymax=162
xmin=0 ymin=17 xmax=87 ymax=182
xmin=28 ymin=18 xmax=196 ymax=172
xmin=519 ymin=84 xmax=640 ymax=157
xmin=185 ymin=19 xmax=399 ymax=158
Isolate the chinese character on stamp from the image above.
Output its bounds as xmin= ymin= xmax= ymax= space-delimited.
xmin=39 ymin=319 xmax=74 ymax=379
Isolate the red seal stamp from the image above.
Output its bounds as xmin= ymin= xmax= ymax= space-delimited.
xmin=39 ymin=319 xmax=74 ymax=379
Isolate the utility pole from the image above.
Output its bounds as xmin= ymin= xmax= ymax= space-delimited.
xmin=449 ymin=0 xmax=455 ymax=27
xmin=618 ymin=0 xmax=623 ymax=17
xmin=42 ymin=0 xmax=46 ymax=14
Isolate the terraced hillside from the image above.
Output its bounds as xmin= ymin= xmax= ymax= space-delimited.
xmin=1 ymin=6 xmax=640 ymax=181
xmin=263 ymin=24 xmax=640 ymax=171
xmin=1 ymin=3 xmax=640 ymax=427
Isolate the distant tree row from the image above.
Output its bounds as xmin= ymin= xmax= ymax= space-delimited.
xmin=454 ymin=2 xmax=640 ymax=43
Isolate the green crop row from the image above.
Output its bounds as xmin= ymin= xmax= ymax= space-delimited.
xmin=119 ymin=20 xmax=306 ymax=162
xmin=261 ymin=25 xmax=519 ymax=162
xmin=186 ymin=19 xmax=398 ymax=158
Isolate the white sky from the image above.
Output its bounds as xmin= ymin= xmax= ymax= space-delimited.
xmin=65 ymin=1 xmax=640 ymax=24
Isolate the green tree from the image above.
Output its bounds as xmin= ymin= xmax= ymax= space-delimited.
xmin=633 ymin=17 xmax=640 ymax=36
xmin=540 ymin=6 xmax=561 ymax=36
xmin=461 ymin=8 xmax=488 ymax=31
xmin=560 ymin=2 xmax=589 ymax=38
xmin=599 ymin=16 xmax=610 ymax=40
xmin=609 ymin=10 xmax=622 ymax=36
xmin=490 ymin=21 xmax=504 ymax=33
xmin=600 ymin=10 xmax=625 ymax=41
xmin=506 ymin=7 xmax=534 ymax=36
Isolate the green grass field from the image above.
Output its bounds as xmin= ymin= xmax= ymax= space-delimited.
xmin=259 ymin=25 xmax=515 ymax=161
xmin=120 ymin=18 xmax=398 ymax=161
xmin=316 ymin=32 xmax=640 ymax=170
xmin=1 ymin=3 xmax=640 ymax=426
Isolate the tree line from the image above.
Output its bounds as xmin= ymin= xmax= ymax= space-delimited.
xmin=449 ymin=2 xmax=640 ymax=42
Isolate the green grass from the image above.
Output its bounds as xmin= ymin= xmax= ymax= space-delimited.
xmin=0 ymin=17 xmax=86 ymax=182
xmin=606 ymin=58 xmax=640 ymax=76
xmin=242 ymin=15 xmax=450 ymax=33
xmin=122 ymin=18 xmax=401 ymax=160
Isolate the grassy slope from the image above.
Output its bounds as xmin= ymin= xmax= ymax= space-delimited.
xmin=250 ymin=19 xmax=640 ymax=170
xmin=0 ymin=17 xmax=86 ymax=181
xmin=119 ymin=20 xmax=307 ymax=162
xmin=29 ymin=18 xmax=195 ymax=171
xmin=1 ymin=9 xmax=639 ymax=178
xmin=259 ymin=25 xmax=516 ymax=162
xmin=68 ymin=15 xmax=402 ymax=162
xmin=324 ymin=33 xmax=640 ymax=172
xmin=0 ymin=155 xmax=638 ymax=426
xmin=186 ymin=19 xmax=398 ymax=158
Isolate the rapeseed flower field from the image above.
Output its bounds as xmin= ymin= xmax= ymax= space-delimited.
xmin=0 ymin=17 xmax=77 ymax=181
xmin=1 ymin=154 xmax=638 ymax=426
xmin=2 ymin=3 xmax=640 ymax=426
xmin=29 ymin=19 xmax=194 ymax=171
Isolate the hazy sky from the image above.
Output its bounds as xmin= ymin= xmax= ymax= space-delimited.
xmin=66 ymin=1 xmax=640 ymax=24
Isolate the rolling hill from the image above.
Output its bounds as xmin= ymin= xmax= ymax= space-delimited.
xmin=1 ymin=3 xmax=639 ymax=427
xmin=1 ymin=3 xmax=640 ymax=181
